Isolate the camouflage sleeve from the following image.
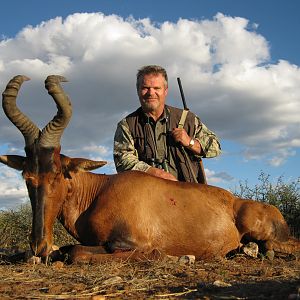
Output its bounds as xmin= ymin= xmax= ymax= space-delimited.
xmin=113 ymin=118 xmax=151 ymax=173
xmin=194 ymin=117 xmax=221 ymax=158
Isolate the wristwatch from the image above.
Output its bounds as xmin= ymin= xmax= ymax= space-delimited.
xmin=188 ymin=138 xmax=195 ymax=148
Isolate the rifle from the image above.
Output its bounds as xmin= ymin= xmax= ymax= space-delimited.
xmin=177 ymin=77 xmax=188 ymax=110
xmin=177 ymin=77 xmax=207 ymax=184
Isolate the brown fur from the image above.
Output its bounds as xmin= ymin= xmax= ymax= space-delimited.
xmin=2 ymin=150 xmax=300 ymax=262
xmin=1 ymin=75 xmax=299 ymax=263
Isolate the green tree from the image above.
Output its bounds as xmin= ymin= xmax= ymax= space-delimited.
xmin=233 ymin=172 xmax=300 ymax=238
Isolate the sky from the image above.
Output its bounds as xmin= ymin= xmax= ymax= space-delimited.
xmin=0 ymin=0 xmax=299 ymax=209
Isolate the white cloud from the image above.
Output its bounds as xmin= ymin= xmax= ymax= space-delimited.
xmin=205 ymin=168 xmax=234 ymax=185
xmin=0 ymin=166 xmax=28 ymax=210
xmin=268 ymin=149 xmax=296 ymax=167
xmin=64 ymin=143 xmax=110 ymax=161
xmin=0 ymin=12 xmax=299 ymax=208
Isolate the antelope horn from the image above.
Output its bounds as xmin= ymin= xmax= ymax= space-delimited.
xmin=2 ymin=75 xmax=40 ymax=146
xmin=39 ymin=75 xmax=72 ymax=148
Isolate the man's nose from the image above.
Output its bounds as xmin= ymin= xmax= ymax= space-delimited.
xmin=148 ymin=88 xmax=155 ymax=95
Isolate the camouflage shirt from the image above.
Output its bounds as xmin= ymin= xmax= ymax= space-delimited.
xmin=113 ymin=106 xmax=221 ymax=179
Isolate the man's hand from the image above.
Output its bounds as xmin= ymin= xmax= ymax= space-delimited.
xmin=146 ymin=167 xmax=178 ymax=181
xmin=172 ymin=128 xmax=191 ymax=147
xmin=171 ymin=128 xmax=202 ymax=155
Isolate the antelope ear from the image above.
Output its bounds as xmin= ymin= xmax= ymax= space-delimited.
xmin=0 ymin=155 xmax=25 ymax=171
xmin=61 ymin=155 xmax=107 ymax=173
xmin=70 ymin=158 xmax=107 ymax=172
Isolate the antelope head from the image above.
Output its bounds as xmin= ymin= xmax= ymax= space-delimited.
xmin=1 ymin=75 xmax=106 ymax=257
xmin=0 ymin=76 xmax=77 ymax=257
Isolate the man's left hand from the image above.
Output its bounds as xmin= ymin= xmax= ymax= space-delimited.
xmin=171 ymin=128 xmax=191 ymax=147
xmin=171 ymin=128 xmax=202 ymax=155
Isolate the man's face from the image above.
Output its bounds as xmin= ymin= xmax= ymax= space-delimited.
xmin=138 ymin=73 xmax=168 ymax=114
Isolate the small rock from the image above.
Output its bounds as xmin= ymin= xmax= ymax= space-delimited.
xmin=178 ymin=255 xmax=196 ymax=265
xmin=102 ymin=276 xmax=123 ymax=285
xmin=242 ymin=242 xmax=259 ymax=258
xmin=213 ymin=280 xmax=232 ymax=287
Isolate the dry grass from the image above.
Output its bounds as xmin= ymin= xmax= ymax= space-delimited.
xmin=0 ymin=254 xmax=299 ymax=299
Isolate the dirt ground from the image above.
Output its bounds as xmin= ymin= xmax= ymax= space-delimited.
xmin=0 ymin=252 xmax=299 ymax=300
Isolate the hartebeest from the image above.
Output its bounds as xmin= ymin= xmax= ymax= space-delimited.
xmin=1 ymin=75 xmax=299 ymax=263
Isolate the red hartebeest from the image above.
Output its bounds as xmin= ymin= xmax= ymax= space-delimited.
xmin=1 ymin=75 xmax=299 ymax=263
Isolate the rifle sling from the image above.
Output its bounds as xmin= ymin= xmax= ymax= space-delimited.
xmin=178 ymin=109 xmax=189 ymax=129
xmin=178 ymin=109 xmax=207 ymax=184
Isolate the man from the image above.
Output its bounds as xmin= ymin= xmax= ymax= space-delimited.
xmin=113 ymin=65 xmax=221 ymax=183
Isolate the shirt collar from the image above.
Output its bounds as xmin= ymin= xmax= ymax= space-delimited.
xmin=140 ymin=106 xmax=168 ymax=124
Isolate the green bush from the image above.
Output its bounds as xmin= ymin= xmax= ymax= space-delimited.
xmin=0 ymin=202 xmax=76 ymax=250
xmin=233 ymin=172 xmax=300 ymax=238
xmin=0 ymin=204 xmax=32 ymax=249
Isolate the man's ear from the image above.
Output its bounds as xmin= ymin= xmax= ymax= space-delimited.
xmin=0 ymin=155 xmax=25 ymax=171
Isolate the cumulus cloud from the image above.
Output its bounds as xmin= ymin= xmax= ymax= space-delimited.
xmin=0 ymin=166 xmax=28 ymax=210
xmin=0 ymin=12 xmax=299 ymax=208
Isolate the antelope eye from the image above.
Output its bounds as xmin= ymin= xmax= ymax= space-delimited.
xmin=25 ymin=175 xmax=39 ymax=187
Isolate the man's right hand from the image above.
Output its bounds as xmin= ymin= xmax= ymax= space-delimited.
xmin=146 ymin=167 xmax=178 ymax=181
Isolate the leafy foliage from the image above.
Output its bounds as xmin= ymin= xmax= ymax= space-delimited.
xmin=0 ymin=204 xmax=32 ymax=249
xmin=233 ymin=172 xmax=300 ymax=238
xmin=0 ymin=202 xmax=76 ymax=250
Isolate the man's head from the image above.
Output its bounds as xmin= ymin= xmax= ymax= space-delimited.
xmin=136 ymin=65 xmax=168 ymax=90
xmin=136 ymin=65 xmax=168 ymax=118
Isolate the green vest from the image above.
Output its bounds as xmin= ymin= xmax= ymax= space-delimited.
xmin=126 ymin=105 xmax=205 ymax=183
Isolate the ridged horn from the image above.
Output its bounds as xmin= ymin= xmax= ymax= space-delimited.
xmin=39 ymin=75 xmax=72 ymax=148
xmin=2 ymin=75 xmax=40 ymax=146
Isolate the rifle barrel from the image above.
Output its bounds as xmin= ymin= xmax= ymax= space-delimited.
xmin=177 ymin=77 xmax=189 ymax=110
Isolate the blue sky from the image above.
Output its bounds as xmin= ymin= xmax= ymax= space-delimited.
xmin=0 ymin=0 xmax=299 ymax=209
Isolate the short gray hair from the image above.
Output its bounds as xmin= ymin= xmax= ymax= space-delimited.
xmin=136 ymin=65 xmax=168 ymax=90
